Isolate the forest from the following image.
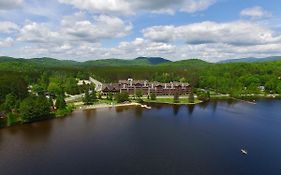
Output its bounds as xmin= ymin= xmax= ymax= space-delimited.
xmin=1 ymin=56 xmax=281 ymax=127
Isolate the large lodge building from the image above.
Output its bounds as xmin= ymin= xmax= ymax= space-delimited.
xmin=102 ymin=78 xmax=192 ymax=95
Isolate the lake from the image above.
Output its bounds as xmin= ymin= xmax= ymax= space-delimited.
xmin=1 ymin=100 xmax=281 ymax=175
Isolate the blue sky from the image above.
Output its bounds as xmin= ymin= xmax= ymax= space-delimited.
xmin=0 ymin=0 xmax=281 ymax=62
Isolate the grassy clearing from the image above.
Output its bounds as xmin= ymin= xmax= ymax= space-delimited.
xmin=143 ymin=97 xmax=202 ymax=105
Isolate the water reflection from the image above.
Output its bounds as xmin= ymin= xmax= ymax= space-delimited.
xmin=172 ymin=105 xmax=180 ymax=115
xmin=226 ymin=99 xmax=237 ymax=106
xmin=135 ymin=107 xmax=143 ymax=118
xmin=187 ymin=105 xmax=195 ymax=115
xmin=115 ymin=106 xmax=128 ymax=113
xmin=0 ymin=127 xmax=3 ymax=146
xmin=83 ymin=109 xmax=97 ymax=118
xmin=6 ymin=121 xmax=53 ymax=143
xmin=1 ymin=100 xmax=281 ymax=175
xmin=198 ymin=101 xmax=209 ymax=109
xmin=211 ymin=101 xmax=218 ymax=113
xmin=152 ymin=103 xmax=164 ymax=110
xmin=83 ymin=109 xmax=98 ymax=123
xmin=0 ymin=118 xmax=6 ymax=128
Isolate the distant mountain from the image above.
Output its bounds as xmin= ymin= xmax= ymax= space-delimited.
xmin=0 ymin=56 xmax=81 ymax=71
xmin=82 ymin=57 xmax=171 ymax=67
xmin=135 ymin=57 xmax=171 ymax=65
xmin=0 ymin=56 xmax=79 ymax=66
xmin=159 ymin=59 xmax=211 ymax=69
xmin=0 ymin=56 xmax=18 ymax=62
xmin=29 ymin=57 xmax=79 ymax=67
xmin=219 ymin=56 xmax=281 ymax=63
xmin=2 ymin=56 xmax=281 ymax=68
xmin=0 ymin=56 xmax=172 ymax=68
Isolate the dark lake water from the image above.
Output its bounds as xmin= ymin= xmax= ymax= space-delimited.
xmin=1 ymin=100 xmax=281 ymax=175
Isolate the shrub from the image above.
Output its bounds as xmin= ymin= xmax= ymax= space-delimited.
xmin=115 ymin=92 xmax=129 ymax=103
xmin=173 ymin=93 xmax=180 ymax=103
xmin=150 ymin=93 xmax=156 ymax=100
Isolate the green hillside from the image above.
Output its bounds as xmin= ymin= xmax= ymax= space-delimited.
xmin=29 ymin=57 xmax=79 ymax=67
xmin=1 ymin=55 xmax=281 ymax=98
xmin=0 ymin=56 xmax=17 ymax=62
xmin=160 ymin=59 xmax=210 ymax=68
xmin=83 ymin=58 xmax=147 ymax=67
xmin=0 ymin=56 xmax=172 ymax=68
xmin=219 ymin=56 xmax=281 ymax=63
xmin=83 ymin=57 xmax=171 ymax=67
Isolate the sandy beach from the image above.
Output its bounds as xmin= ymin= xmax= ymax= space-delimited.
xmin=76 ymin=102 xmax=142 ymax=110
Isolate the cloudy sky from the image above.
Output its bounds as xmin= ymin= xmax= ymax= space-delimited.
xmin=0 ymin=0 xmax=281 ymax=62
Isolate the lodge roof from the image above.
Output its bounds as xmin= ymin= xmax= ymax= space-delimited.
xmin=102 ymin=83 xmax=120 ymax=91
xmin=118 ymin=80 xmax=190 ymax=86
xmin=104 ymin=79 xmax=191 ymax=92
xmin=118 ymin=80 xmax=148 ymax=85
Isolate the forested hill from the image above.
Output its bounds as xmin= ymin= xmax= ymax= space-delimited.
xmin=159 ymin=59 xmax=211 ymax=68
xmin=1 ymin=55 xmax=281 ymax=98
xmin=0 ymin=57 xmax=79 ymax=70
xmin=219 ymin=56 xmax=281 ymax=63
xmin=82 ymin=57 xmax=172 ymax=66
xmin=0 ymin=57 xmax=211 ymax=74
xmin=0 ymin=56 xmax=204 ymax=68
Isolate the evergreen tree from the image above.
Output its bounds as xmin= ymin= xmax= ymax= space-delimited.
xmin=90 ymin=90 xmax=97 ymax=102
xmin=56 ymin=95 xmax=66 ymax=110
xmin=150 ymin=93 xmax=156 ymax=100
xmin=4 ymin=93 xmax=16 ymax=112
xmin=136 ymin=90 xmax=143 ymax=102
xmin=108 ymin=92 xmax=113 ymax=101
xmin=48 ymin=97 xmax=54 ymax=109
xmin=115 ymin=92 xmax=129 ymax=103
xmin=20 ymin=96 xmax=51 ymax=123
xmin=83 ymin=90 xmax=92 ymax=105
xmin=32 ymin=84 xmax=45 ymax=94
xmin=189 ymin=92 xmax=195 ymax=103
xmin=174 ymin=93 xmax=180 ymax=103
xmin=48 ymin=82 xmax=63 ymax=95
xmin=64 ymin=78 xmax=80 ymax=95
xmin=136 ymin=90 xmax=143 ymax=99
xmin=98 ymin=92 xmax=102 ymax=99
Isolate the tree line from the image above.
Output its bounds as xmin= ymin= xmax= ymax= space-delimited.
xmin=1 ymin=59 xmax=281 ymax=127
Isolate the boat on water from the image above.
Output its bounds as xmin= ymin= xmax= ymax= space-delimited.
xmin=241 ymin=149 xmax=248 ymax=155
xmin=141 ymin=105 xmax=152 ymax=109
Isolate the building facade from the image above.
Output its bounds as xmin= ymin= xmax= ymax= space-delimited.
xmin=102 ymin=78 xmax=192 ymax=95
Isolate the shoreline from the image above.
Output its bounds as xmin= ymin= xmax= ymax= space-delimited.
xmin=144 ymin=101 xmax=203 ymax=105
xmin=210 ymin=94 xmax=281 ymax=105
xmin=76 ymin=102 xmax=142 ymax=110
xmin=75 ymin=99 xmax=205 ymax=111
xmin=1 ymin=98 xmax=281 ymax=129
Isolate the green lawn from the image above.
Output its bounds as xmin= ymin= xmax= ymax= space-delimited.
xmin=69 ymin=96 xmax=203 ymax=108
xmin=143 ymin=97 xmax=202 ymax=105
xmin=95 ymin=99 xmax=115 ymax=105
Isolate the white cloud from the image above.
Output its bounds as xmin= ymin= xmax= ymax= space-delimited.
xmin=3 ymin=18 xmax=281 ymax=62
xmin=0 ymin=21 xmax=19 ymax=33
xmin=17 ymin=13 xmax=132 ymax=44
xmin=116 ymin=38 xmax=176 ymax=56
xmin=1 ymin=1 xmax=281 ymax=63
xmin=0 ymin=37 xmax=14 ymax=47
xmin=142 ymin=21 xmax=281 ymax=46
xmin=58 ymin=0 xmax=216 ymax=15
xmin=61 ymin=13 xmax=132 ymax=42
xmin=0 ymin=0 xmax=23 ymax=10
xmin=3 ymin=35 xmax=281 ymax=62
xmin=181 ymin=0 xmax=215 ymax=13
xmin=240 ymin=6 xmax=271 ymax=18
xmin=17 ymin=22 xmax=60 ymax=43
